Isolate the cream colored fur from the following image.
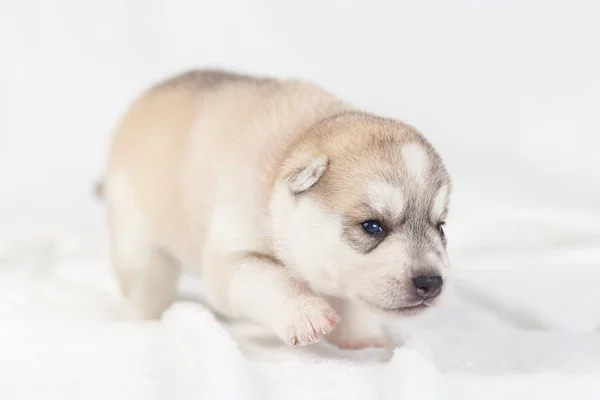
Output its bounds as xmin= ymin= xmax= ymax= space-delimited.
xmin=99 ymin=69 xmax=452 ymax=349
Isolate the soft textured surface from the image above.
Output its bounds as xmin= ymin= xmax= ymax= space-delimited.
xmin=2 ymin=1 xmax=600 ymax=399
xmin=1 ymin=213 xmax=600 ymax=400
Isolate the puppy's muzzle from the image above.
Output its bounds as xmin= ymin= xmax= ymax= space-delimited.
xmin=412 ymin=275 xmax=443 ymax=299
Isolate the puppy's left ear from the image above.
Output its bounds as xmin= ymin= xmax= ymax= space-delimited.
xmin=285 ymin=155 xmax=328 ymax=194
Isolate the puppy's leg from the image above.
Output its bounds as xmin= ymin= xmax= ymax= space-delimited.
xmin=106 ymin=179 xmax=180 ymax=320
xmin=111 ymin=244 xmax=180 ymax=320
xmin=203 ymin=252 xmax=340 ymax=346
xmin=326 ymin=298 xmax=391 ymax=350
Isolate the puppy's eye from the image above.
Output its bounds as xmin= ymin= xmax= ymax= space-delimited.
xmin=437 ymin=222 xmax=446 ymax=237
xmin=361 ymin=220 xmax=384 ymax=235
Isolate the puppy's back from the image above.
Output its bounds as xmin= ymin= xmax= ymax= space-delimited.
xmin=104 ymin=69 xmax=345 ymax=264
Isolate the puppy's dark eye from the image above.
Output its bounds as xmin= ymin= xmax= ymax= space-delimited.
xmin=362 ymin=220 xmax=384 ymax=235
xmin=437 ymin=222 xmax=446 ymax=237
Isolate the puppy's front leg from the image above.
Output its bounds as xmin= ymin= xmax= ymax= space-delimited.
xmin=203 ymin=252 xmax=340 ymax=346
xmin=326 ymin=297 xmax=392 ymax=350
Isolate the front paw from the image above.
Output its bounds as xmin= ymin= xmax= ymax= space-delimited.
xmin=278 ymin=297 xmax=340 ymax=346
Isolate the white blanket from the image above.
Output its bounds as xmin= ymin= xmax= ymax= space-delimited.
xmin=1 ymin=220 xmax=599 ymax=400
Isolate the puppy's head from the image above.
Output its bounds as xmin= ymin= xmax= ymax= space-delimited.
xmin=270 ymin=112 xmax=452 ymax=317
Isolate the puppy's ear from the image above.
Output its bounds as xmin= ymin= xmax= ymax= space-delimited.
xmin=285 ymin=155 xmax=328 ymax=194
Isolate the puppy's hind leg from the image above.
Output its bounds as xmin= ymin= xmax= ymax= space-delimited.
xmin=106 ymin=178 xmax=180 ymax=320
xmin=111 ymin=243 xmax=180 ymax=320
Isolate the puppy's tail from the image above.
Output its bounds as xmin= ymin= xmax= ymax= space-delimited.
xmin=93 ymin=178 xmax=105 ymax=201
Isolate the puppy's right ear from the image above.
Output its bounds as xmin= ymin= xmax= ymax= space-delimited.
xmin=285 ymin=155 xmax=328 ymax=194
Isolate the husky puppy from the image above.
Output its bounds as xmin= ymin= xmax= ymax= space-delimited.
xmin=98 ymin=69 xmax=452 ymax=349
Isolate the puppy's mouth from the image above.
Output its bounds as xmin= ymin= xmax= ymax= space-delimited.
xmin=358 ymin=298 xmax=435 ymax=317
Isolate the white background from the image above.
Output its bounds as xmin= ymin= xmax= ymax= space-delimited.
xmin=2 ymin=0 xmax=599 ymax=225
xmin=1 ymin=1 xmax=600 ymax=399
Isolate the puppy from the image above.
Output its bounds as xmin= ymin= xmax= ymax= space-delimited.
xmin=98 ymin=69 xmax=452 ymax=349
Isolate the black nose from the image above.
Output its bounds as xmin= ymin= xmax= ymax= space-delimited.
xmin=412 ymin=275 xmax=443 ymax=299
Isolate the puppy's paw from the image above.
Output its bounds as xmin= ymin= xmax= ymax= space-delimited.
xmin=280 ymin=297 xmax=340 ymax=346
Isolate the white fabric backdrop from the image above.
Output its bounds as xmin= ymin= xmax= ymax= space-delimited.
xmin=1 ymin=0 xmax=599 ymax=225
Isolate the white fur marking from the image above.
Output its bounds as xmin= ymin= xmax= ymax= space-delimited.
xmin=401 ymin=143 xmax=430 ymax=184
xmin=278 ymin=196 xmax=349 ymax=295
xmin=367 ymin=180 xmax=405 ymax=218
xmin=432 ymin=185 xmax=448 ymax=220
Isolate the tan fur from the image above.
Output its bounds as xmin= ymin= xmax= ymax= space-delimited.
xmin=100 ymin=68 xmax=452 ymax=349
